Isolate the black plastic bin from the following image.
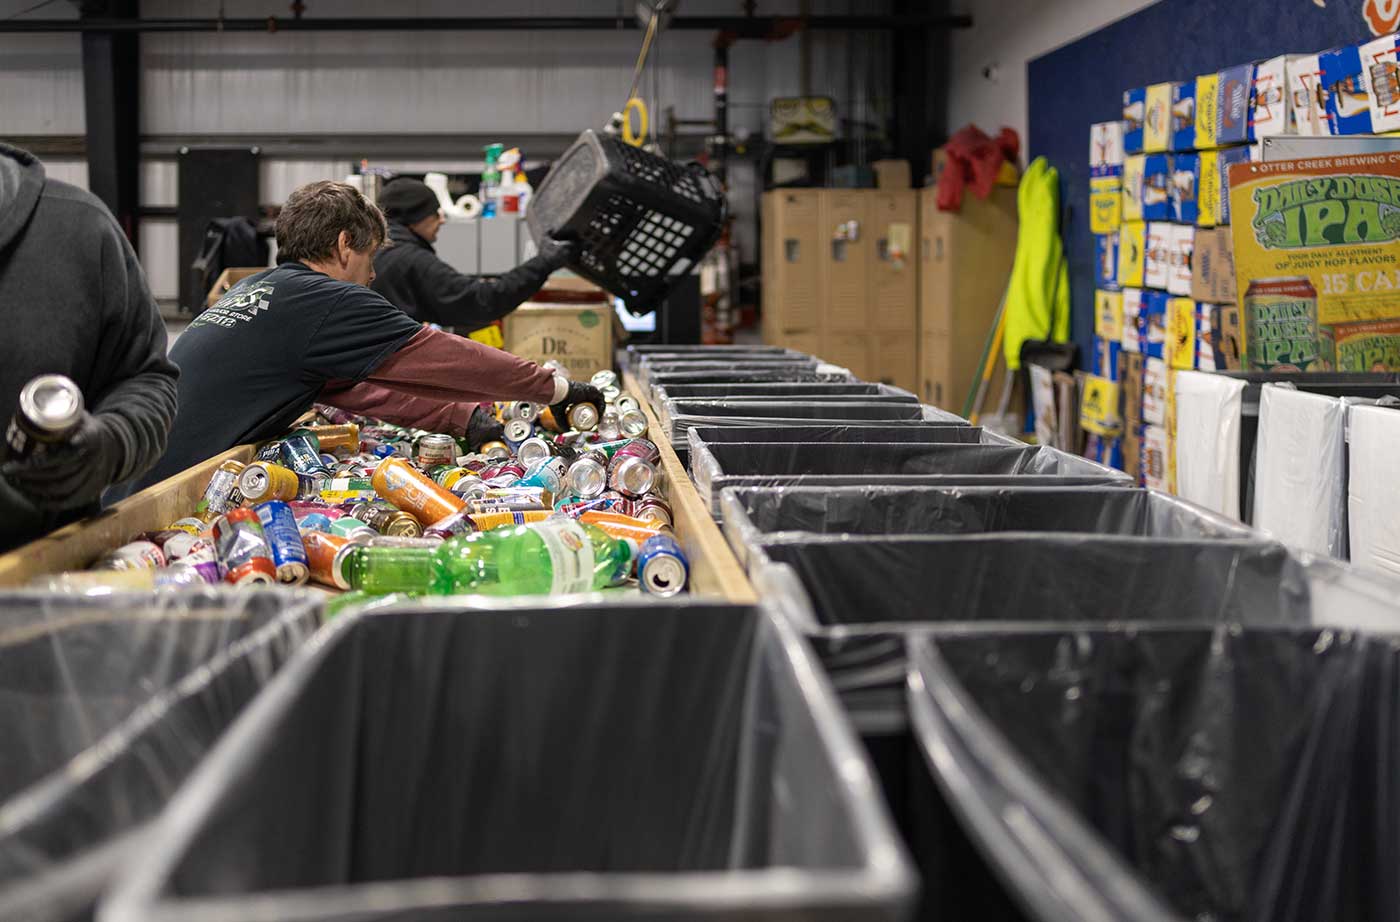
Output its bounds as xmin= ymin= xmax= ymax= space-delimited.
xmin=101 ymin=599 xmax=915 ymax=922
xmin=691 ymin=441 xmax=1129 ymax=516
xmin=638 ymin=358 xmax=824 ymax=389
xmin=645 ymin=368 xmax=854 ymax=401
xmin=655 ymin=382 xmax=917 ymax=402
xmin=675 ymin=423 xmax=981 ymax=472
xmin=906 ymin=615 xmax=1400 ymax=922
xmin=623 ymin=344 xmax=803 ymax=374
xmin=666 ymin=400 xmax=939 ymax=443
xmin=721 ymin=485 xmax=1253 ymax=569
xmin=0 ymin=589 xmax=320 ymax=922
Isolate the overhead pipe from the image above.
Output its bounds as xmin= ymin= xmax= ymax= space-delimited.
xmin=0 ymin=14 xmax=972 ymax=33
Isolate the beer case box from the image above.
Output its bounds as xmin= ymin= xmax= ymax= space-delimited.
xmin=1212 ymin=304 xmax=1244 ymax=370
xmin=1360 ymin=34 xmax=1400 ymax=133
xmin=1142 ymin=423 xmax=1169 ymax=490
xmin=1166 ymin=296 xmax=1197 ymax=370
xmin=1141 ymin=155 xmax=1173 ymax=221
xmin=1095 ymin=288 xmax=1124 ymax=342
xmin=1122 ymin=352 xmax=1146 ymax=425
xmin=1094 ymin=233 xmax=1121 ymax=288
xmin=1170 ymin=154 xmax=1199 ymax=224
xmin=1140 ymin=290 xmax=1169 ymax=360
xmin=1123 ymin=422 xmax=1144 ymax=484
xmin=1215 ymin=145 xmax=1253 ymax=226
xmin=1090 ymin=176 xmax=1123 ymax=234
xmin=1121 ymin=154 xmax=1146 ymax=222
xmin=1123 ymin=87 xmax=1147 ymax=154
xmin=1143 ymin=222 xmax=1172 ymax=291
xmin=1090 ymin=121 xmax=1126 ymax=177
xmin=1197 ymin=150 xmax=1222 ymax=227
xmin=1196 ymin=302 xmax=1217 ymax=371
xmin=1093 ymin=336 xmax=1122 ymax=381
xmin=1191 ymin=226 xmax=1238 ymax=304
xmin=1216 ymin=63 xmax=1256 ymax=145
xmin=1250 ymin=54 xmax=1299 ymax=140
xmin=1080 ymin=373 xmax=1122 ymax=436
xmin=1083 ymin=433 xmax=1124 ymax=470
xmin=871 ymin=159 xmax=912 ymax=189
xmin=1143 ymin=82 xmax=1177 ymax=153
xmin=1121 ymin=288 xmax=1145 ymax=353
xmin=1320 ymin=44 xmax=1374 ymax=135
xmin=1288 ymin=53 xmax=1328 ymax=136
xmin=1117 ymin=221 xmax=1147 ymax=288
xmin=1195 ymin=73 xmax=1221 ymax=150
xmin=1143 ymin=357 xmax=1168 ymax=426
xmin=1171 ymin=82 xmax=1197 ymax=152
xmin=1228 ymin=152 xmax=1400 ymax=371
xmin=1332 ymin=318 xmax=1400 ymax=370
xmin=1167 ymin=225 xmax=1195 ymax=297
xmin=503 ymin=303 xmax=614 ymax=379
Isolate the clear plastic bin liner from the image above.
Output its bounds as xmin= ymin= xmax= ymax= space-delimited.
xmin=907 ymin=623 xmax=1400 ymax=922
xmin=0 ymin=589 xmax=320 ymax=922
xmin=721 ymin=486 xmax=1255 ymax=570
xmin=690 ymin=440 xmax=1130 ymax=515
xmin=673 ymin=424 xmax=980 ymax=472
xmin=637 ymin=358 xmax=820 ymax=388
xmin=1174 ymin=371 xmax=1247 ymax=519
xmin=100 ymin=599 xmax=915 ymax=922
xmin=660 ymin=397 xmax=928 ymax=441
xmin=1253 ymin=385 xmax=1347 ymax=558
xmin=1347 ymin=404 xmax=1400 ymax=581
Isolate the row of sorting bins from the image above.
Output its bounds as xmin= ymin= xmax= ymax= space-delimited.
xmin=642 ymin=346 xmax=1400 ymax=922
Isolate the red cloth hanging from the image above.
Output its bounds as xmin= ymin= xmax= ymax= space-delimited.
xmin=936 ymin=125 xmax=1021 ymax=212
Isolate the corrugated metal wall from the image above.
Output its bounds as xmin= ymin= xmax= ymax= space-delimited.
xmin=3 ymin=0 xmax=892 ymax=303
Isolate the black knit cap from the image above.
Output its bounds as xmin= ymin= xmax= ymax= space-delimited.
xmin=378 ymin=177 xmax=440 ymax=225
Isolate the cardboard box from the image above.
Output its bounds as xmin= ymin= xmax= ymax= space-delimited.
xmin=1123 ymin=422 xmax=1144 ymax=484
xmin=1094 ymin=336 xmax=1122 ymax=381
xmin=1080 ymin=372 xmax=1122 ymax=436
xmin=1095 ymin=288 xmax=1124 ymax=341
xmin=204 ymin=267 xmax=264 ymax=307
xmin=1196 ymin=302 xmax=1217 ymax=370
xmin=1228 ymin=152 xmax=1400 ymax=371
xmin=1216 ymin=63 xmax=1256 ymax=145
xmin=1251 ymin=54 xmax=1298 ymax=139
xmin=1143 ymin=222 xmax=1172 ymax=290
xmin=1142 ymin=423 xmax=1168 ymax=490
xmin=1141 ymin=290 xmax=1169 ymax=359
xmin=1123 ymin=87 xmax=1146 ymax=153
xmin=1090 ymin=121 xmax=1126 ymax=176
xmin=1121 ymin=288 xmax=1145 ymax=353
xmin=1144 ymin=82 xmax=1177 ymax=153
xmin=1171 ymin=154 xmax=1199 ymax=224
xmin=1361 ymin=34 xmax=1400 ymax=133
xmin=1216 ymin=145 xmax=1252 ymax=225
xmin=1171 ymin=82 xmax=1197 ymax=151
xmin=1288 ymin=54 xmax=1328 ymax=136
xmin=1167 ymin=296 xmax=1197 ymax=369
xmin=1090 ymin=176 xmax=1123 ymax=234
xmin=1141 ymin=154 xmax=1172 ymax=220
xmin=1167 ymin=224 xmax=1195 ymax=296
xmin=1212 ymin=303 xmax=1243 ymax=370
xmin=1191 ymin=227 xmax=1237 ymax=304
xmin=872 ymin=159 xmax=912 ymax=189
xmin=1197 ymin=150 xmax=1222 ymax=227
xmin=1117 ymin=221 xmax=1147 ymax=287
xmin=1195 ymin=73 xmax=1221 ymax=149
xmin=1143 ymin=357 xmax=1168 ymax=425
xmin=1122 ymin=352 xmax=1146 ymax=424
xmin=503 ymin=303 xmax=614 ymax=379
xmin=1320 ymin=44 xmax=1373 ymax=135
xmin=1094 ymin=232 xmax=1121 ymax=288
xmin=1121 ymin=154 xmax=1146 ymax=222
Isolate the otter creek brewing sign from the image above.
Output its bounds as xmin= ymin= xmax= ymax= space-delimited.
xmin=1229 ymin=152 xmax=1400 ymax=372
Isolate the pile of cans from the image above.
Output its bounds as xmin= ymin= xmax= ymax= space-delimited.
xmin=39 ymin=373 xmax=685 ymax=598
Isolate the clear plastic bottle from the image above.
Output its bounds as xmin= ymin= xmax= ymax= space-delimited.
xmin=342 ymin=544 xmax=436 ymax=595
xmin=431 ymin=518 xmax=631 ymax=596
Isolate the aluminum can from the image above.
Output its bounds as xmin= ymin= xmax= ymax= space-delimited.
xmin=598 ymin=407 xmax=622 ymax=441
xmin=479 ymin=440 xmax=511 ymax=460
xmin=5 ymin=374 xmax=83 ymax=461
xmin=503 ymin=418 xmax=534 ymax=445
xmin=1244 ymin=276 xmax=1322 ymax=372
xmin=305 ymin=423 xmax=360 ymax=452
xmin=608 ymin=438 xmax=660 ymax=498
xmin=638 ymin=533 xmax=689 ymax=597
xmin=238 ymin=461 xmax=300 ymax=504
xmin=297 ymin=512 xmax=335 ymax=534
xmin=329 ymin=516 xmax=378 ymax=541
xmin=614 ymin=395 xmax=641 ymax=414
xmin=371 ymin=457 xmax=466 ymax=526
xmin=196 ymin=459 xmax=246 ymax=522
xmin=618 ymin=408 xmax=648 ymax=438
xmin=255 ymin=500 xmax=309 ymax=585
xmin=416 ymin=433 xmax=459 ymax=468
xmin=590 ymin=370 xmax=619 ymax=390
xmin=515 ymin=436 xmax=554 ymax=468
xmin=566 ymin=450 xmax=609 ymax=498
xmin=518 ymin=456 xmax=567 ymax=494
xmin=281 ymin=431 xmax=332 ymax=477
xmin=629 ymin=495 xmax=674 ymax=529
xmin=567 ymin=402 xmax=600 ymax=431
xmin=254 ymin=442 xmax=285 ymax=463
xmin=423 ymin=510 xmax=477 ymax=539
xmin=211 ymin=507 xmax=276 ymax=585
xmin=499 ymin=400 xmax=540 ymax=422
xmin=93 ymin=540 xmax=165 ymax=571
xmin=303 ymin=531 xmax=360 ymax=590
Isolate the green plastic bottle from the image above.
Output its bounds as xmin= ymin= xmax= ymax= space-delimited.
xmin=431 ymin=518 xmax=631 ymax=596
xmin=342 ymin=545 xmax=436 ymax=595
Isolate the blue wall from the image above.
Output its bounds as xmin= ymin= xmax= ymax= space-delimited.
xmin=1028 ymin=0 xmax=1377 ymax=364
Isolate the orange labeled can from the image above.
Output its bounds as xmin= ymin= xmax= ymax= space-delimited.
xmin=303 ymin=530 xmax=359 ymax=590
xmin=371 ymin=457 xmax=466 ymax=526
xmin=580 ymin=510 xmax=664 ymax=545
xmin=304 ymin=423 xmax=361 ymax=453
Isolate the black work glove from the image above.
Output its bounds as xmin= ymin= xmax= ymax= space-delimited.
xmin=465 ymin=406 xmax=505 ymax=451
xmin=549 ymin=381 xmax=605 ymax=426
xmin=0 ymin=412 xmax=126 ymax=510
xmin=536 ymin=232 xmax=579 ymax=269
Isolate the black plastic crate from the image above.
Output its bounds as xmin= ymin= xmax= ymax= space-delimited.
xmin=673 ymin=423 xmax=980 ymax=472
xmin=527 ymin=130 xmax=726 ymax=314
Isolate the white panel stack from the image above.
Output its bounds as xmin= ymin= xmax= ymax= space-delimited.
xmin=1253 ymin=386 xmax=1346 ymax=557
xmin=1348 ymin=404 xmax=1400 ymax=579
xmin=1173 ymin=371 xmax=1246 ymax=519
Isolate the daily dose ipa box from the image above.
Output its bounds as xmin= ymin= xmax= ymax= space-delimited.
xmin=1229 ymin=152 xmax=1400 ymax=371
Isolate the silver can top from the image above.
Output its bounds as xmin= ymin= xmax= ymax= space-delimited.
xmin=504 ymin=418 xmax=534 ymax=443
xmin=619 ymin=408 xmax=649 ymax=438
xmin=567 ymin=458 xmax=608 ymax=498
xmin=610 ymin=455 xmax=656 ymax=498
xmin=19 ymin=374 xmax=84 ymax=435
xmin=641 ymin=553 xmax=687 ymax=597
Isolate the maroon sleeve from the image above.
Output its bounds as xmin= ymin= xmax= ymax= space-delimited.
xmin=318 ymin=380 xmax=476 ymax=437
xmin=361 ymin=327 xmax=558 ymax=405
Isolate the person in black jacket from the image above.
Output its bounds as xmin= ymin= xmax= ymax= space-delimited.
xmin=0 ymin=143 xmax=179 ymax=552
xmin=371 ymin=177 xmax=576 ymax=329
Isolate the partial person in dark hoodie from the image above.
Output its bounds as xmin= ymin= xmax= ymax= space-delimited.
xmin=370 ymin=177 xmax=576 ymax=329
xmin=0 ymin=143 xmax=179 ymax=552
